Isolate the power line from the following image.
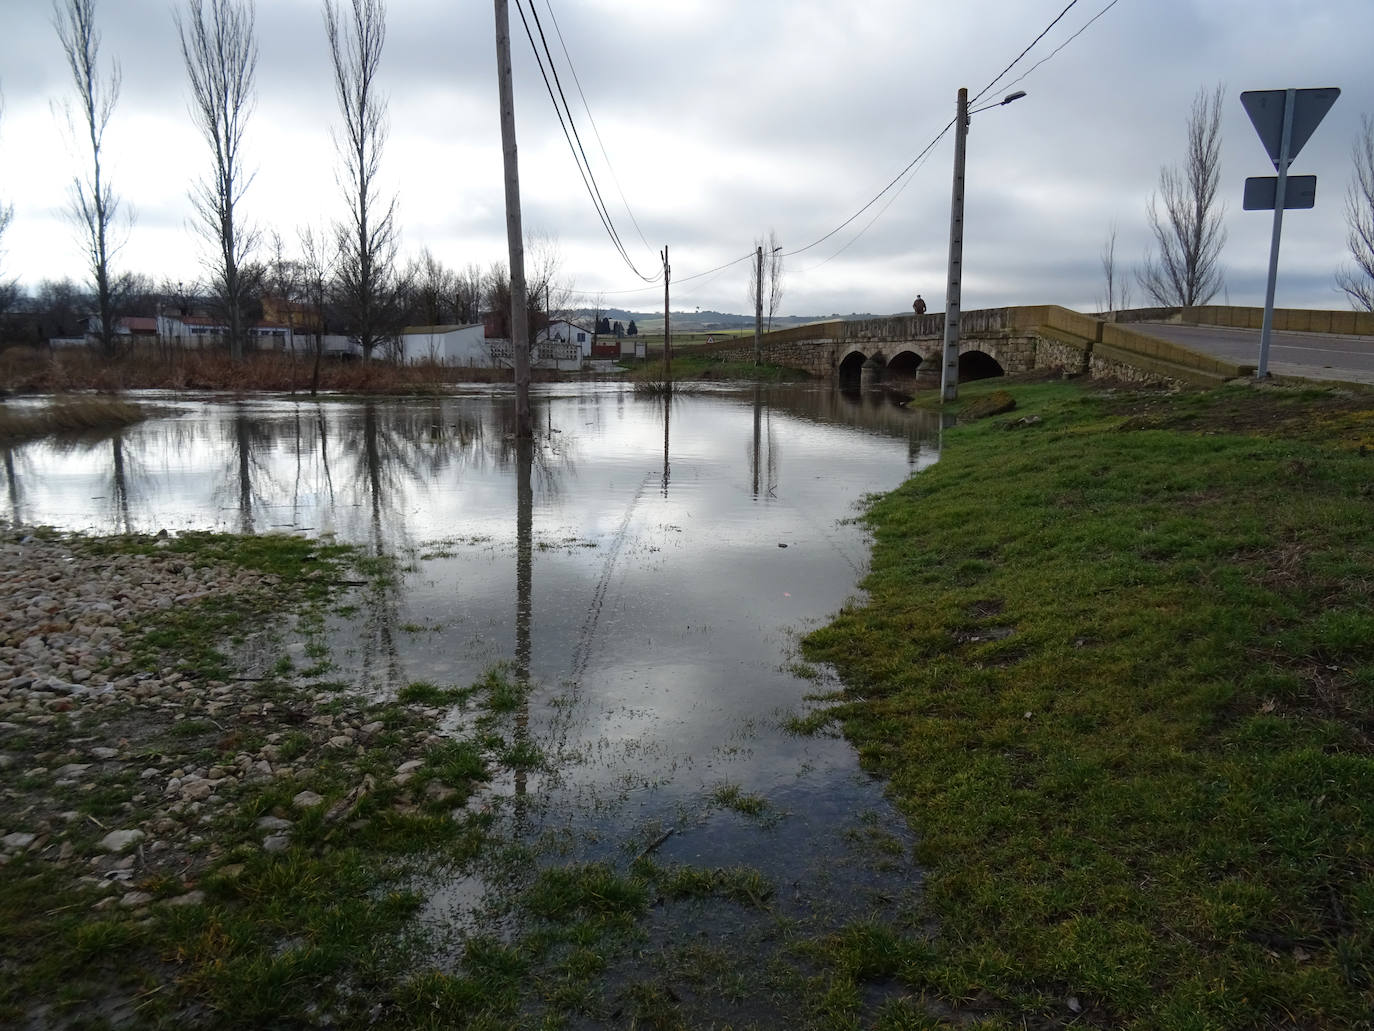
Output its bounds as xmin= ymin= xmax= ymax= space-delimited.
xmin=513 ymin=0 xmax=659 ymax=282
xmin=971 ymin=0 xmax=1081 ymax=104
xmin=550 ymin=0 xmax=1121 ymax=302
xmin=540 ymin=0 xmax=655 ymax=255
xmin=523 ymin=0 xmax=648 ymax=278
xmin=1001 ymin=0 xmax=1123 ymax=93
xmin=788 ymin=0 xmax=1117 ymax=271
xmin=782 ymin=117 xmax=957 ymax=259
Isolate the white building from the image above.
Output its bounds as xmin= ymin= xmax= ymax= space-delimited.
xmin=538 ymin=319 xmax=592 ymax=357
xmin=399 ymin=324 xmax=488 ymax=365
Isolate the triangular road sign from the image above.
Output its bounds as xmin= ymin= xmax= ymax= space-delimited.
xmin=1241 ymin=88 xmax=1340 ymax=167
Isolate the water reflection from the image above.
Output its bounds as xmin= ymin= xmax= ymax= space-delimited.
xmin=6 ymin=383 xmax=948 ymax=1008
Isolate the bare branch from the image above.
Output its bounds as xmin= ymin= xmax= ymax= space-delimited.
xmin=176 ymin=0 xmax=259 ymax=360
xmin=53 ymin=0 xmax=128 ymax=357
xmin=1336 ymin=113 xmax=1374 ymax=312
xmin=1138 ymin=83 xmax=1227 ymax=307
xmin=324 ymin=0 xmax=399 ymax=361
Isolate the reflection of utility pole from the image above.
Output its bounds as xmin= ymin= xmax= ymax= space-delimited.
xmin=514 ymin=432 xmax=533 ymax=801
xmin=494 ymin=0 xmax=532 ymax=437
xmin=751 ymin=383 xmax=761 ymax=496
xmin=661 ymin=397 xmax=671 ymax=497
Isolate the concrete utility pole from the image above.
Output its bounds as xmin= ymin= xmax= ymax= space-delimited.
xmin=494 ymin=0 xmax=532 ymax=437
xmin=754 ymin=245 xmax=763 ymax=366
xmin=940 ymin=87 xmax=969 ymax=404
xmin=661 ymin=245 xmax=672 ymax=386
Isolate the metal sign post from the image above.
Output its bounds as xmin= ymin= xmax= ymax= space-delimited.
xmin=1240 ymin=87 xmax=1339 ymax=378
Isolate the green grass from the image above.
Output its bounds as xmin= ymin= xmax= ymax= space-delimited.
xmin=802 ymin=379 xmax=1374 ymax=1028
xmin=709 ymin=781 xmax=770 ymax=817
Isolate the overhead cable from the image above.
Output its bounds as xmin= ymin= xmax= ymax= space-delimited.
xmin=513 ymin=0 xmax=659 ymax=282
xmin=540 ymin=0 xmax=656 ymax=255
xmin=1001 ymin=0 xmax=1123 ymax=94
xmin=971 ymin=0 xmax=1081 ymax=104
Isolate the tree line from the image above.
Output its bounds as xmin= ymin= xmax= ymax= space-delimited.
xmin=0 ymin=0 xmax=581 ymax=363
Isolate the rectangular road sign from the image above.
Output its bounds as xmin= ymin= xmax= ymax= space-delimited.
xmin=1243 ymin=175 xmax=1317 ymax=210
xmin=1241 ymin=88 xmax=1339 ymax=167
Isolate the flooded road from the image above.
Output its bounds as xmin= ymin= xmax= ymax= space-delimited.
xmin=5 ymin=381 xmax=943 ymax=1020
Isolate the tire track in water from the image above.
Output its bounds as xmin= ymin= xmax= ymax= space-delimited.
xmin=568 ymin=471 xmax=652 ymax=683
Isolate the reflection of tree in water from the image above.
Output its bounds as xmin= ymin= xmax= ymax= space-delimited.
xmin=215 ymin=405 xmax=284 ymax=534
xmin=334 ymin=399 xmax=570 ymax=695
xmin=33 ymin=429 xmax=148 ymax=534
xmin=749 ymin=384 xmax=780 ymax=499
xmin=2 ymin=445 xmax=30 ymax=524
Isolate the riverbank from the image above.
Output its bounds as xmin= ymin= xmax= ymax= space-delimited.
xmin=804 ymin=378 xmax=1374 ymax=1028
xmin=0 ymin=529 xmax=528 ymax=1028
xmin=0 ymin=346 xmax=585 ymax=395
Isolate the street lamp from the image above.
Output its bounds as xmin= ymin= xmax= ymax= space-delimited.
xmin=940 ymin=88 xmax=1027 ymax=402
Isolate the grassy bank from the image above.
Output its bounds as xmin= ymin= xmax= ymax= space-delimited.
xmin=803 ymin=379 xmax=1374 ymax=1028
xmin=624 ymin=353 xmax=810 ymax=383
xmin=0 ymin=396 xmax=147 ymax=443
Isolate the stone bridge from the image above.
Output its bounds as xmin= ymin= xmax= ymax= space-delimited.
xmin=686 ymin=305 xmax=1258 ymax=388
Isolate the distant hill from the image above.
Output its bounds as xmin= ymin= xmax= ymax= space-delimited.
xmin=570 ymin=309 xmax=880 ymax=334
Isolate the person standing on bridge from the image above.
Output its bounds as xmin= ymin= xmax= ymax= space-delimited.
xmin=913 ymin=295 xmax=927 ymax=315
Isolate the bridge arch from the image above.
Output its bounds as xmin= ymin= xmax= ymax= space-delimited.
xmin=958 ymin=349 xmax=1004 ymax=382
xmin=886 ymin=348 xmax=924 ymax=377
xmin=837 ymin=349 xmax=868 ymax=385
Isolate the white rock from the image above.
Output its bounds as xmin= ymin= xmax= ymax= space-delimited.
xmin=3 ymin=832 xmax=36 ymax=850
xmin=292 ymin=790 xmax=324 ymax=808
xmin=99 ymin=829 xmax=145 ymax=852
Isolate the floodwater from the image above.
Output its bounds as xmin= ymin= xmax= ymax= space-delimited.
xmin=4 ymin=382 xmax=944 ymax=1014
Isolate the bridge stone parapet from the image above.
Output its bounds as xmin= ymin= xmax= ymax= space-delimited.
xmin=681 ymin=304 xmax=1267 ymax=388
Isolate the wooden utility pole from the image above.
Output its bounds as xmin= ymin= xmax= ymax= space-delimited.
xmin=661 ymin=246 xmax=671 ymax=386
xmin=753 ymin=245 xmax=763 ymax=366
xmin=494 ymin=0 xmax=532 ymax=437
xmin=940 ymin=87 xmax=969 ymax=403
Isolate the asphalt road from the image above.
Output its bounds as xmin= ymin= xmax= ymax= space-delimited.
xmin=1137 ymin=322 xmax=1374 ymax=385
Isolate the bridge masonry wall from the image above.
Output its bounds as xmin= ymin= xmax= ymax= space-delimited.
xmin=682 ymin=305 xmax=1264 ymax=388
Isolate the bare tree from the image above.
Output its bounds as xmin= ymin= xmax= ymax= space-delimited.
xmin=1138 ymin=84 xmax=1226 ymax=308
xmin=53 ymin=0 xmax=127 ymax=357
xmin=402 ymin=247 xmax=457 ymax=326
xmin=177 ymin=0 xmax=259 ymax=360
xmin=324 ymin=0 xmax=399 ymax=361
xmin=298 ymin=224 xmax=336 ymax=395
xmin=454 ymin=263 xmax=483 ymax=324
xmin=748 ymin=229 xmax=785 ymax=331
xmin=1097 ymin=220 xmax=1132 ymax=312
xmin=1336 ymin=114 xmax=1374 ymax=312
xmin=766 ymin=230 xmax=784 ymax=331
xmin=526 ymin=231 xmax=574 ymax=333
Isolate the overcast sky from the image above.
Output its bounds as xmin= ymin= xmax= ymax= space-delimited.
xmin=1 ymin=0 xmax=1371 ymax=318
